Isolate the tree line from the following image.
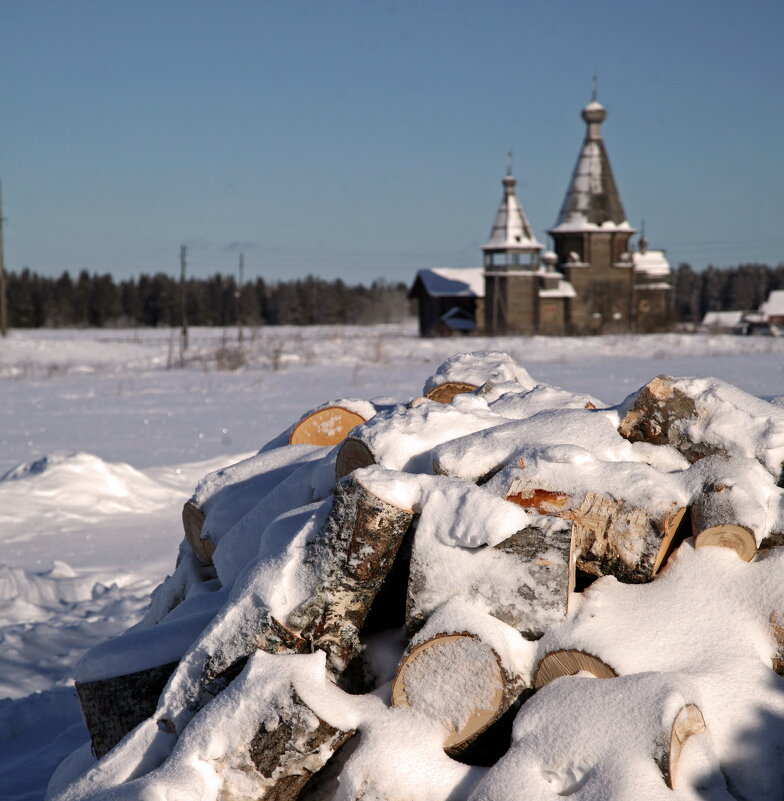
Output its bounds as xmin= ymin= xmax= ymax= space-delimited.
xmin=3 ymin=262 xmax=783 ymax=330
xmin=3 ymin=269 xmax=413 ymax=328
xmin=673 ymin=262 xmax=784 ymax=324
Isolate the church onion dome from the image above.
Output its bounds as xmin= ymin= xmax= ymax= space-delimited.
xmin=483 ymin=170 xmax=543 ymax=253
xmin=549 ymin=97 xmax=634 ymax=235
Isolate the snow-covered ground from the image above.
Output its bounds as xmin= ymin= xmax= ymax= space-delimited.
xmin=2 ymin=322 xmax=784 ymax=801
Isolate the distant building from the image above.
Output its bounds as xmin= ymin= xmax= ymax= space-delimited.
xmin=761 ymin=290 xmax=784 ymax=327
xmin=408 ymin=267 xmax=484 ymax=336
xmin=411 ymin=95 xmax=673 ymax=336
xmin=699 ymin=290 xmax=784 ymax=337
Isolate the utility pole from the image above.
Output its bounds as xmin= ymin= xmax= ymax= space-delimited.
xmin=180 ymin=245 xmax=188 ymax=366
xmin=237 ymin=252 xmax=244 ymax=344
xmin=0 ymin=181 xmax=7 ymax=337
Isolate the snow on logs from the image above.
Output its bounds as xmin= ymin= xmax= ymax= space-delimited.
xmin=69 ymin=353 xmax=784 ymax=801
xmin=489 ymin=457 xmax=690 ymax=583
xmin=287 ymin=398 xmax=376 ymax=446
xmin=618 ymin=374 xmax=784 ymax=484
xmin=391 ymin=606 xmax=529 ymax=753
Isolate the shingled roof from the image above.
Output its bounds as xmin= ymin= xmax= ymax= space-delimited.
xmin=550 ymin=99 xmax=632 ymax=233
xmin=482 ymin=169 xmax=542 ymax=253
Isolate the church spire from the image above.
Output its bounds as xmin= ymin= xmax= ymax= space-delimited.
xmin=549 ymin=93 xmax=629 ymax=232
xmin=483 ymin=164 xmax=542 ymax=259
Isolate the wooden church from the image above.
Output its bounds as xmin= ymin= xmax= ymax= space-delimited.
xmin=410 ymin=96 xmax=673 ymax=336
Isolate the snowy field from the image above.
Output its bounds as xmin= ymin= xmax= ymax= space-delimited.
xmin=2 ymin=321 xmax=784 ymax=801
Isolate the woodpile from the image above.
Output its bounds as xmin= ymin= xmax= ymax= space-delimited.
xmin=72 ymin=355 xmax=784 ymax=800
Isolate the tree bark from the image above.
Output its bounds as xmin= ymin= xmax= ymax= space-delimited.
xmin=506 ymin=487 xmax=687 ymax=583
xmin=406 ymin=519 xmax=574 ymax=639
xmin=287 ymin=471 xmax=415 ymax=679
xmin=247 ymin=690 xmax=355 ymax=801
xmin=335 ymin=438 xmax=376 ymax=481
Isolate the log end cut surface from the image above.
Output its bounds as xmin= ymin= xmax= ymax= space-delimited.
xmin=424 ymin=382 xmax=478 ymax=405
xmin=182 ymin=501 xmax=214 ymax=565
xmin=533 ymin=649 xmax=616 ymax=690
xmin=289 ymin=407 xmax=367 ymax=447
xmin=666 ymin=703 xmax=706 ymax=789
xmin=652 ymin=507 xmax=688 ymax=575
xmin=694 ymin=524 xmax=756 ymax=562
xmin=391 ymin=634 xmax=506 ymax=748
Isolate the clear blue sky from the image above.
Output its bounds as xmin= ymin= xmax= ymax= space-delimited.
xmin=2 ymin=0 xmax=783 ymax=285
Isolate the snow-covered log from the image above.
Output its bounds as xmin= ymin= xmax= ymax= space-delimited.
xmin=391 ymin=632 xmax=525 ymax=752
xmin=247 ymin=688 xmax=354 ymax=801
xmin=432 ymin=408 xmax=635 ymax=484
xmin=532 ymin=648 xmax=617 ymax=688
xmin=687 ymin=455 xmax=781 ymax=561
xmin=423 ymin=381 xmax=478 ymax=404
xmin=334 ymin=397 xmax=506 ymax=481
xmin=422 ymin=351 xmax=536 ymax=399
xmin=618 ymin=374 xmax=784 ymax=484
xmin=287 ymin=470 xmax=415 ymax=679
xmin=660 ymin=703 xmax=706 ymax=790
xmin=486 ymin=382 xmax=605 ymax=416
xmin=288 ymin=400 xmax=375 ymax=447
xmin=76 ymin=661 xmax=180 ymax=758
xmin=492 ymin=458 xmax=689 ymax=583
xmin=406 ymin=511 xmax=574 ymax=639
xmin=182 ymin=444 xmax=327 ymax=565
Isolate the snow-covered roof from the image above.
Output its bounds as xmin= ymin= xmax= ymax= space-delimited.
xmin=412 ymin=267 xmax=485 ymax=298
xmin=483 ymin=172 xmax=542 ymax=252
xmin=632 ymin=249 xmax=671 ymax=277
xmin=539 ymin=279 xmax=577 ymax=299
xmin=761 ymin=290 xmax=784 ymax=318
xmin=702 ymin=310 xmax=746 ymax=328
xmin=550 ymin=100 xmax=630 ymax=234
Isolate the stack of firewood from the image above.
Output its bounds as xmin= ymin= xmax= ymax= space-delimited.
xmin=74 ymin=352 xmax=784 ymax=799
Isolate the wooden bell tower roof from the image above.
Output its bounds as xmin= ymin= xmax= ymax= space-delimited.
xmin=549 ymin=96 xmax=632 ymax=234
xmin=483 ymin=162 xmax=543 ymax=254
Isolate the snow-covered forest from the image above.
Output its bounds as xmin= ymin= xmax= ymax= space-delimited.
xmin=3 ymin=323 xmax=784 ymax=801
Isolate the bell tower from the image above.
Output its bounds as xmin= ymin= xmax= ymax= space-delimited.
xmin=548 ymin=93 xmax=636 ymax=334
xmin=482 ymin=159 xmax=543 ymax=334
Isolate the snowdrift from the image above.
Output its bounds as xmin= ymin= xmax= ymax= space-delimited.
xmin=48 ymin=351 xmax=784 ymax=801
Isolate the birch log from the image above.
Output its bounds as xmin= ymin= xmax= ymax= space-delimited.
xmin=335 ymin=400 xmax=505 ymax=481
xmin=533 ymin=648 xmax=617 ymax=689
xmin=247 ymin=689 xmax=354 ymax=801
xmin=424 ymin=381 xmax=478 ymax=405
xmin=507 ymin=482 xmax=686 ymax=584
xmin=289 ymin=405 xmax=368 ymax=447
xmin=658 ymin=704 xmax=706 ymax=790
xmin=689 ymin=457 xmax=779 ymax=561
xmin=287 ymin=470 xmax=415 ymax=678
xmin=618 ymin=374 xmax=784 ymax=484
xmin=406 ymin=517 xmax=574 ymax=639
xmin=391 ymin=632 xmax=526 ymax=753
